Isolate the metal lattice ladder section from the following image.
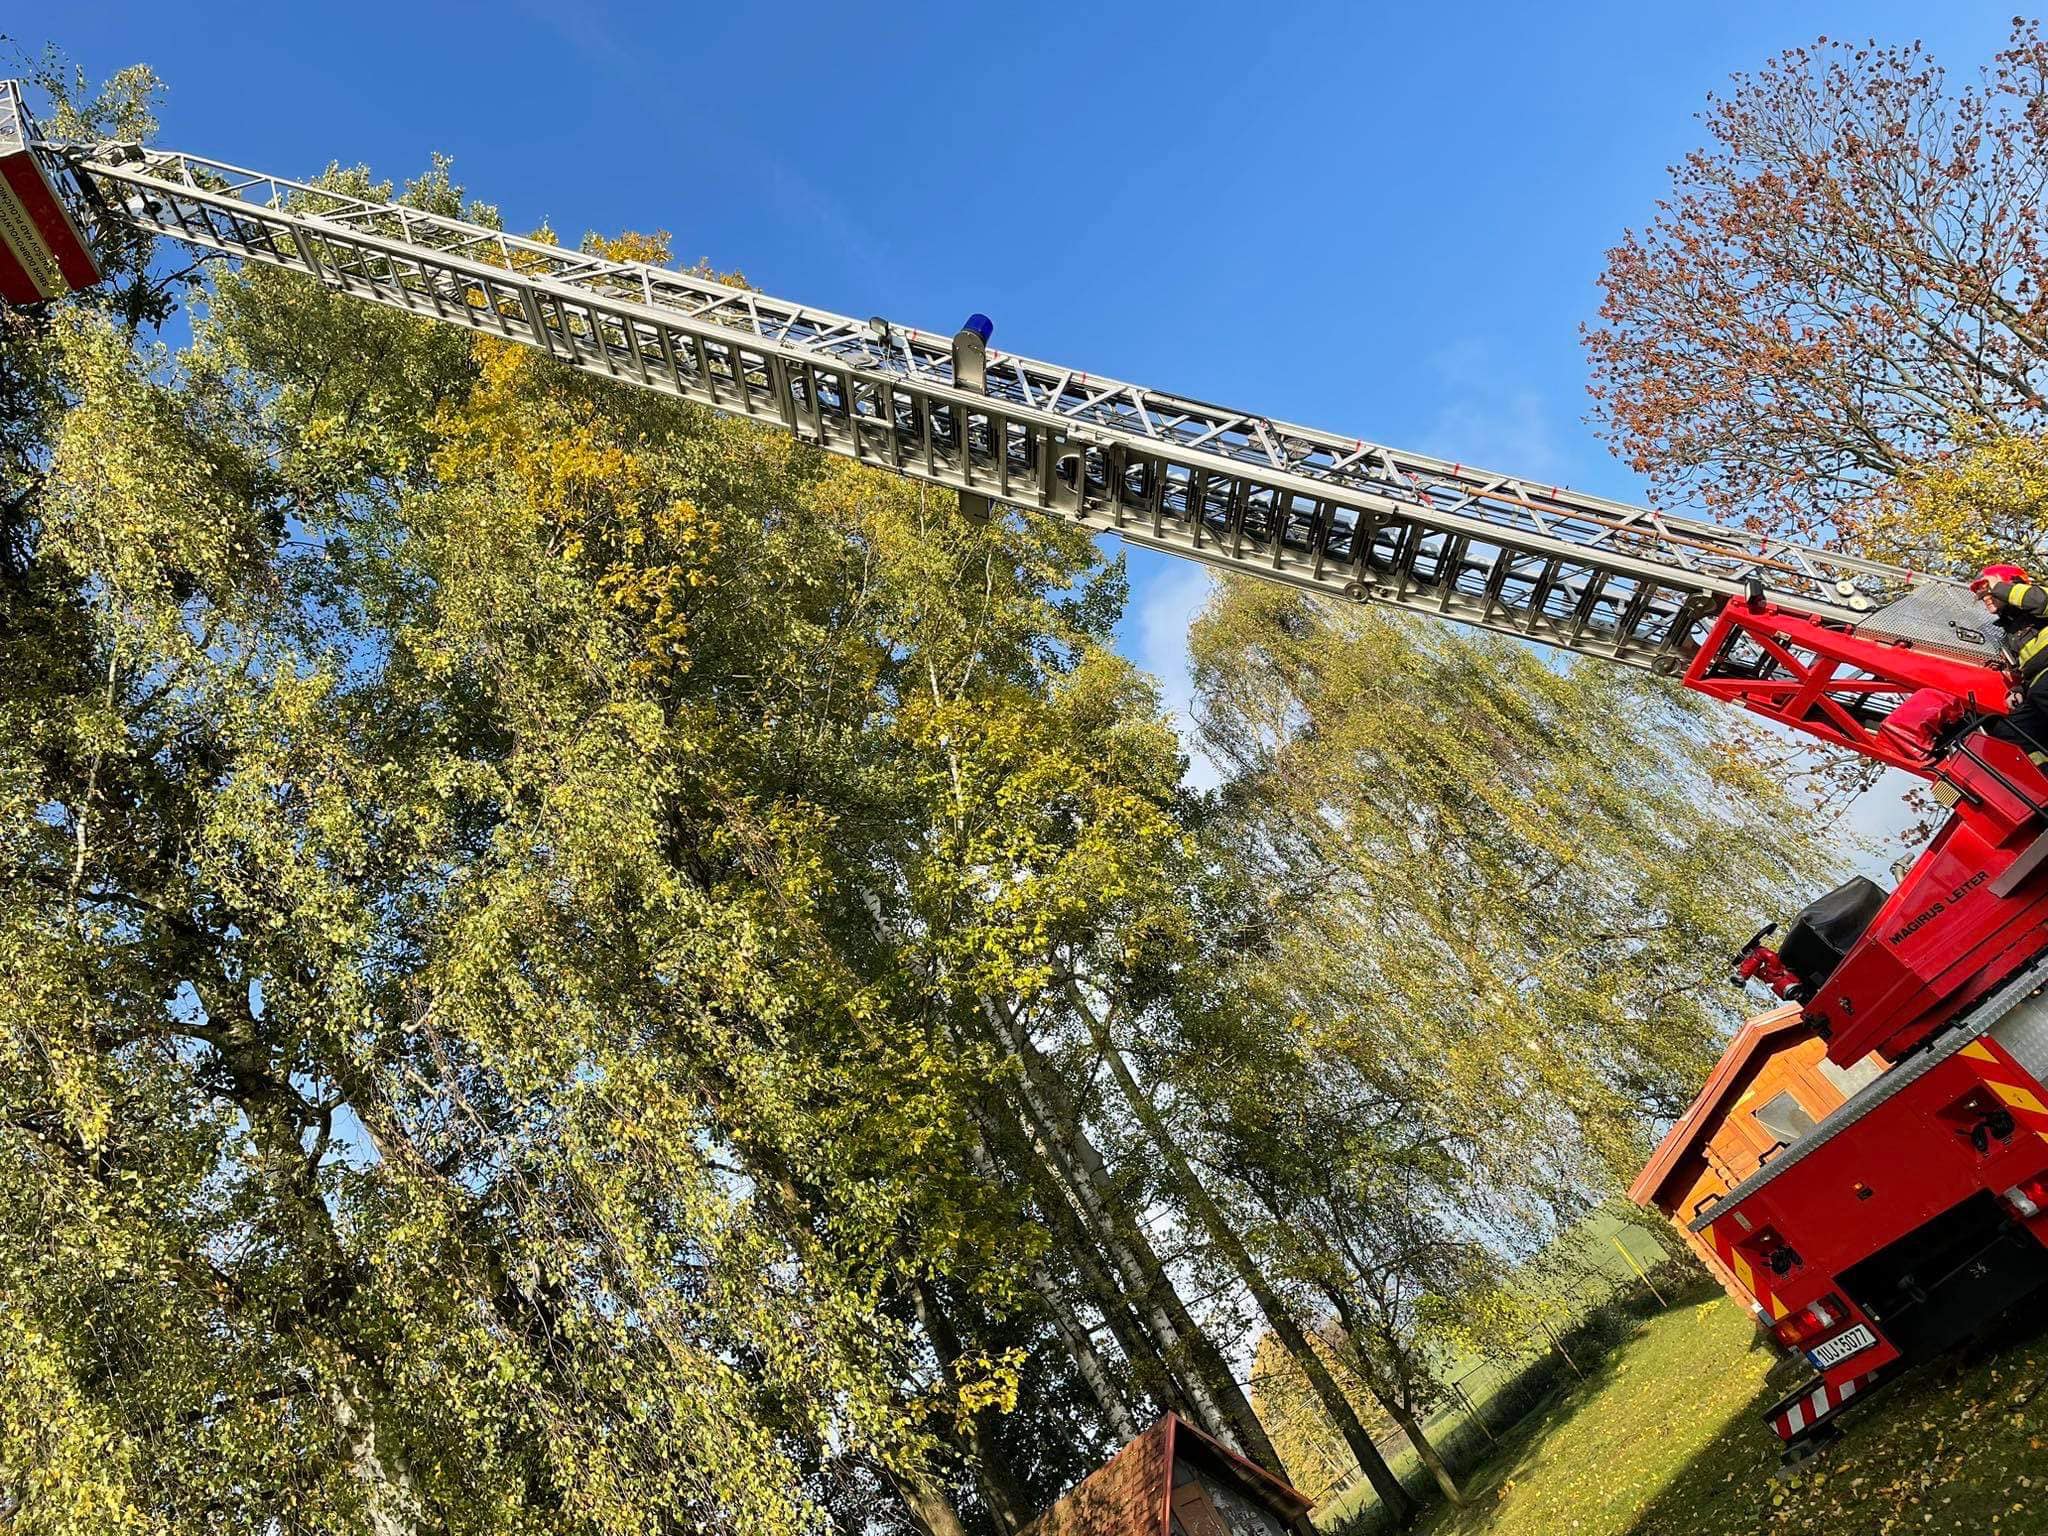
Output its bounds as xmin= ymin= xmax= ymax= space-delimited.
xmin=39 ymin=132 xmax=1924 ymax=673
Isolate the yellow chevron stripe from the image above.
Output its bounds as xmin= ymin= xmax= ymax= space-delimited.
xmin=1766 ymin=1293 xmax=1787 ymax=1319
xmin=1961 ymin=1042 xmax=1998 ymax=1063
xmin=1988 ymin=1081 xmax=2048 ymax=1117
xmin=1731 ymin=1250 xmax=1755 ymax=1295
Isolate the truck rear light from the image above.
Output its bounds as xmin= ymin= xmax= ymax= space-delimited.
xmin=2001 ymin=1174 xmax=2048 ymax=1219
xmin=1772 ymin=1293 xmax=1847 ymax=1348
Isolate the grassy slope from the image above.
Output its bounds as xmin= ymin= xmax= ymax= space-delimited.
xmin=1397 ymin=1298 xmax=2048 ymax=1536
xmin=1313 ymin=1212 xmax=1676 ymax=1529
xmin=1314 ymin=1213 xmax=1681 ymax=1532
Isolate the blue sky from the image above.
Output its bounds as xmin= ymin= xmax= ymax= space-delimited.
xmin=32 ymin=1 xmax=2021 ymax=805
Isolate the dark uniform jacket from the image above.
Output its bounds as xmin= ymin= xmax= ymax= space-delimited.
xmin=1988 ymin=579 xmax=2048 ymax=686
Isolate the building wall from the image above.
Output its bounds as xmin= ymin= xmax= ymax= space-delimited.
xmin=1652 ymin=1033 xmax=1854 ymax=1310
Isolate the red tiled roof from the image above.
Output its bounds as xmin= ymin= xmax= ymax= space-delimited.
xmin=1024 ymin=1417 xmax=1171 ymax=1536
xmin=1022 ymin=1414 xmax=1311 ymax=1536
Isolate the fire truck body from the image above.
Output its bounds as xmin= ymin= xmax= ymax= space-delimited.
xmin=1808 ymin=739 xmax=2048 ymax=1071
xmin=1663 ymin=581 xmax=2048 ymax=1450
xmin=1690 ymin=739 xmax=2048 ymax=1449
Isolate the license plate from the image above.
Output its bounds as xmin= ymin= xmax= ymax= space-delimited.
xmin=1808 ymin=1324 xmax=1877 ymax=1370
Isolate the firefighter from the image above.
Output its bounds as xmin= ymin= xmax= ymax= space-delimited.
xmin=1974 ymin=562 xmax=2048 ymax=766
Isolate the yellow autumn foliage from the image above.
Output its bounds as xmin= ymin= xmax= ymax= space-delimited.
xmin=1866 ymin=426 xmax=2048 ymax=577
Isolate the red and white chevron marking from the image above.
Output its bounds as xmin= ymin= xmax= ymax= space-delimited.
xmin=1772 ymin=1370 xmax=1882 ymax=1441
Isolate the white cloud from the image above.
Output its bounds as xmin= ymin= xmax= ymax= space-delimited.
xmin=1419 ymin=338 xmax=1573 ymax=484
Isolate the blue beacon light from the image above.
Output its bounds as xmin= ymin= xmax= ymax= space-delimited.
xmin=961 ymin=313 xmax=994 ymax=344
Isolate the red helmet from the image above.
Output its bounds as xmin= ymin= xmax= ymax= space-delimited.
xmin=1972 ymin=563 xmax=2031 ymax=595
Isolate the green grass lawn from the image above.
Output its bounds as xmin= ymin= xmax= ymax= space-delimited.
xmin=1312 ymin=1213 xmax=1683 ymax=1533
xmin=1353 ymin=1296 xmax=2048 ymax=1536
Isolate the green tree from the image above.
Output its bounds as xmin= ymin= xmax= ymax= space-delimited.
xmin=1189 ymin=580 xmax=1830 ymax=1193
xmin=1871 ymin=426 xmax=2048 ymax=576
xmin=1249 ymin=1332 xmax=1377 ymax=1507
xmin=0 ymin=48 xmax=1845 ymax=1536
xmin=0 ymin=124 xmax=1128 ymax=1532
xmin=1100 ymin=577 xmax=1839 ymax=1514
xmin=2 ymin=60 xmax=1298 ymax=1525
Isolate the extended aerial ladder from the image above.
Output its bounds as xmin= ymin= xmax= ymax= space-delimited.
xmin=13 ymin=76 xmax=2048 ymax=1460
xmin=0 ymin=79 xmax=2014 ymax=780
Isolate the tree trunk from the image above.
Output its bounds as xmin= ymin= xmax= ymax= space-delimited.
xmin=1005 ymin=1053 xmax=1239 ymax=1444
xmin=1022 ymin=1258 xmax=1141 ymax=1442
xmin=1323 ymin=1287 xmax=1465 ymax=1510
xmin=987 ymin=1002 xmax=1278 ymax=1469
xmin=212 ymin=1019 xmax=424 ymax=1534
xmin=973 ymin=1122 xmax=1163 ymax=1435
xmin=329 ymin=1383 xmax=422 ymax=1536
xmin=1382 ymin=1397 xmax=1464 ymax=1509
xmin=702 ymin=1083 xmax=998 ymax=1536
xmin=894 ymin=1467 xmax=974 ymax=1536
xmin=911 ymin=1278 xmax=1035 ymax=1534
xmin=1077 ymin=1000 xmax=1420 ymax=1528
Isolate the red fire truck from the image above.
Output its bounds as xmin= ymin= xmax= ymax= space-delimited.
xmin=9 ymin=75 xmax=2048 ymax=1464
xmin=1682 ymin=712 xmax=2048 ymax=1457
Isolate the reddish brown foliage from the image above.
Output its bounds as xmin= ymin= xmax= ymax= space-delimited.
xmin=1584 ymin=21 xmax=2048 ymax=552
